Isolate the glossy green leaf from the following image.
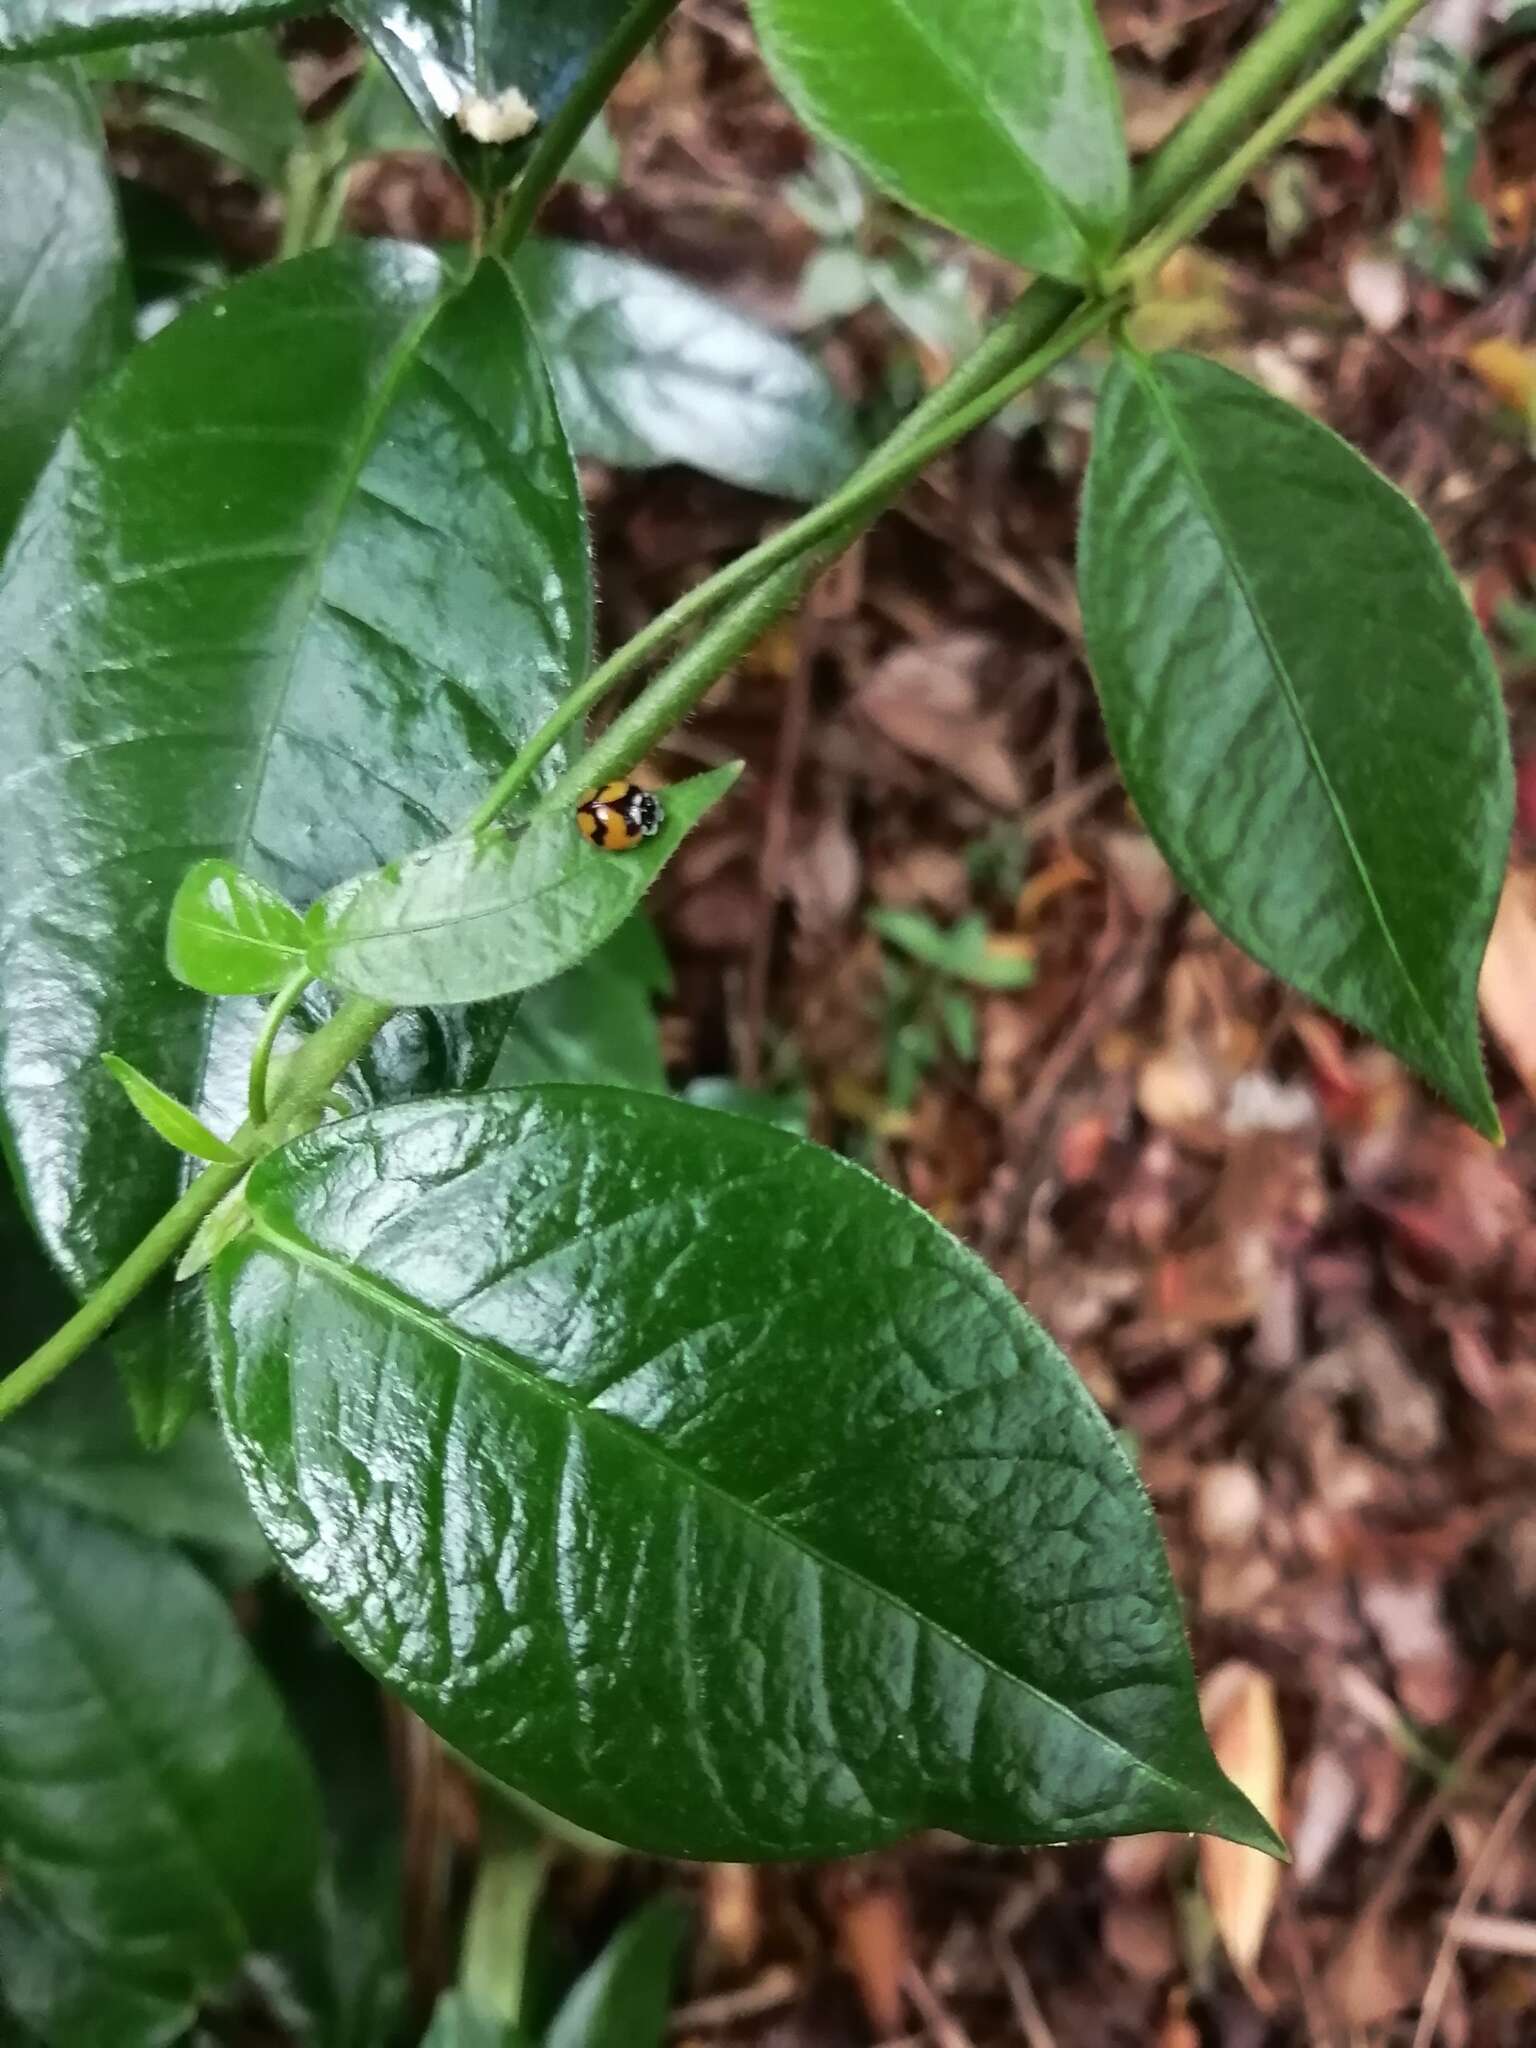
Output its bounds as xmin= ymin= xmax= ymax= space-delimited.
xmin=490 ymin=918 xmax=670 ymax=1092
xmin=0 ymin=67 xmax=129 ymax=548
xmin=1079 ymin=349 xmax=1510 ymax=1137
xmin=0 ymin=1899 xmax=191 ymax=2048
xmin=0 ymin=0 xmax=302 ymax=62
xmin=544 ymin=1898 xmax=687 ymax=2048
xmin=344 ymin=0 xmax=635 ymax=189
xmin=748 ymin=0 xmax=1128 ymax=284
xmin=214 ymin=1088 xmax=1274 ymax=1861
xmin=308 ymin=765 xmax=740 ymax=1007
xmin=102 ymin=1053 xmax=243 ymax=1162
xmin=0 ymin=1477 xmax=322 ymax=2002
xmin=0 ymin=242 xmax=590 ymax=1431
xmin=168 ymin=858 xmax=307 ymax=995
xmin=516 ymin=239 xmax=864 ymax=501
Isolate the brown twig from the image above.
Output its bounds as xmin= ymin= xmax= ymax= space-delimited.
xmin=1411 ymin=1752 xmax=1536 ymax=2048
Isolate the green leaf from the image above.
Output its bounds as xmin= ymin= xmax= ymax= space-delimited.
xmin=213 ymin=1088 xmax=1276 ymax=1861
xmin=0 ymin=243 xmax=590 ymax=1433
xmin=0 ymin=1173 xmax=261 ymax=1577
xmin=747 ymin=0 xmax=1129 ymax=284
xmin=92 ymin=28 xmax=302 ymax=187
xmin=0 ymin=66 xmax=129 ymax=548
xmin=0 ymin=1477 xmax=323 ymax=2003
xmin=869 ymin=909 xmax=1036 ymax=991
xmin=0 ymin=1 xmax=303 ymax=63
xmin=0 ymin=1898 xmax=191 ymax=2048
xmin=422 ymin=1995 xmax=531 ymax=2048
xmin=516 ymin=239 xmax=864 ymax=501
xmin=0 ymin=1377 xmax=268 ymax=1580
xmin=116 ymin=179 xmax=225 ymax=328
xmin=544 ymin=1899 xmax=686 ymax=2048
xmin=490 ymin=918 xmax=669 ymax=1092
xmin=307 ymin=765 xmax=740 ymax=1007
xmin=102 ymin=1052 xmax=243 ymax=1163
xmin=1079 ymin=348 xmax=1510 ymax=1138
xmin=168 ymin=859 xmax=307 ymax=995
xmin=344 ymin=0 xmax=636 ymax=189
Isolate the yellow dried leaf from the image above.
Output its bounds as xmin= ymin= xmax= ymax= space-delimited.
xmin=1198 ymin=1662 xmax=1285 ymax=1986
xmin=1465 ymin=340 xmax=1536 ymax=424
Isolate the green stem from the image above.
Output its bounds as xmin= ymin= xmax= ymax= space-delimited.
xmin=1126 ymin=0 xmax=1362 ymax=238
xmin=492 ymin=0 xmax=683 ymax=256
xmin=0 ymin=0 xmax=1433 ymax=1427
xmin=1105 ymin=0 xmax=1428 ymax=291
xmin=0 ymin=993 xmax=389 ymax=1424
xmin=474 ymin=295 xmax=1116 ymax=824
xmin=247 ymin=966 xmax=312 ymax=1126
xmin=464 ymin=0 xmax=1381 ymax=831
xmin=534 ymin=299 xmax=1121 ymax=810
xmin=0 ymin=1163 xmax=245 ymax=1424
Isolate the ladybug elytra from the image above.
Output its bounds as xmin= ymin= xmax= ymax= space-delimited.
xmin=575 ymin=780 xmax=665 ymax=852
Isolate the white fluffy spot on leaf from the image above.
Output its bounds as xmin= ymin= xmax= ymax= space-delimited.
xmin=454 ymin=86 xmax=539 ymax=144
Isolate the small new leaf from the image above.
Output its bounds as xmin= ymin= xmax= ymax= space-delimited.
xmin=102 ymin=1053 xmax=242 ymax=1163
xmin=167 ymin=858 xmax=307 ymax=996
xmin=306 ymin=765 xmax=741 ymax=1007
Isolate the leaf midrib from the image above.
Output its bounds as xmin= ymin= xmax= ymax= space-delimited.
xmin=1128 ymin=349 xmax=1459 ymax=1082
xmin=252 ymin=1203 xmax=1205 ymax=1819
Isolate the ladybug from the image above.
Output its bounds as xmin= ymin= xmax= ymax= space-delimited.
xmin=575 ymin=779 xmax=665 ymax=852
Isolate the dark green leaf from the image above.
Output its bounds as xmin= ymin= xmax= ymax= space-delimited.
xmin=0 ymin=1373 xmax=267 ymax=1576
xmin=0 ymin=1176 xmax=266 ymax=1572
xmin=168 ymin=859 xmax=306 ymax=996
xmin=747 ymin=0 xmax=1128 ymax=283
xmin=253 ymin=1599 xmax=411 ymax=2048
xmin=0 ymin=1478 xmax=323 ymax=2000
xmin=0 ymin=1898 xmax=191 ymax=2048
xmin=102 ymin=1053 xmax=244 ymax=1162
xmin=0 ymin=1 xmax=302 ymax=63
xmin=0 ymin=66 xmax=129 ymax=548
xmin=344 ymin=0 xmax=635 ymax=189
xmin=307 ymin=766 xmax=740 ymax=1007
xmin=214 ymin=1088 xmax=1275 ymax=1861
xmin=516 ymin=239 xmax=864 ymax=500
xmin=0 ymin=243 xmax=589 ymax=1432
xmin=1079 ymin=348 xmax=1510 ymax=1137
xmin=490 ymin=919 xmax=669 ymax=1092
xmin=544 ymin=1899 xmax=687 ymax=2048
xmin=116 ymin=180 xmax=224 ymax=328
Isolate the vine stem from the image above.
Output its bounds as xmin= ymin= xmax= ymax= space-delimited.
xmin=247 ymin=966 xmax=312 ymax=1126
xmin=0 ymin=0 xmax=1433 ymax=1427
xmin=491 ymin=0 xmax=683 ymax=255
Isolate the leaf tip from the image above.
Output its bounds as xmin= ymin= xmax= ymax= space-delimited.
xmin=1200 ymin=1784 xmax=1289 ymax=1865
